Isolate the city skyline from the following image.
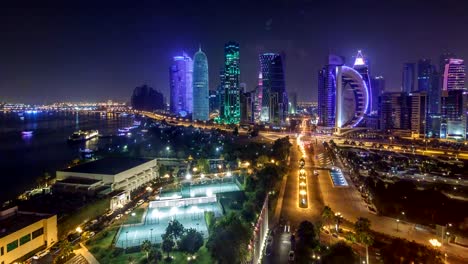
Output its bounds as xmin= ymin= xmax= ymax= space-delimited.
xmin=2 ymin=1 xmax=468 ymax=103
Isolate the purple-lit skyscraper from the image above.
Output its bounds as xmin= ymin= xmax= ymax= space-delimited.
xmin=170 ymin=53 xmax=193 ymax=116
xmin=353 ymin=50 xmax=372 ymax=113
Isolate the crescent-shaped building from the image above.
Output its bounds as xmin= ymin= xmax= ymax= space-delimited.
xmin=336 ymin=66 xmax=370 ymax=128
xmin=318 ymin=55 xmax=370 ymax=131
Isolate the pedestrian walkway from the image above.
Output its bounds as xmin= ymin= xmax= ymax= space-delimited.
xmin=66 ymin=254 xmax=88 ymax=264
xmin=73 ymin=243 xmax=100 ymax=264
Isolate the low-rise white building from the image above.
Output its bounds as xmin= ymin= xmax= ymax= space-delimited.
xmin=55 ymin=157 xmax=158 ymax=193
xmin=0 ymin=207 xmax=57 ymax=264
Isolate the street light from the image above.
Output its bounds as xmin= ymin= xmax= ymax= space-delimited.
xmin=396 ymin=219 xmax=400 ymax=232
xmin=150 ymin=228 xmax=153 ymax=242
xmin=126 ymin=231 xmax=129 ymax=248
xmin=335 ymin=212 xmax=342 ymax=232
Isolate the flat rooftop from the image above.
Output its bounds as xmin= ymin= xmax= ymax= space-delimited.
xmin=59 ymin=157 xmax=153 ymax=175
xmin=0 ymin=212 xmax=52 ymax=239
xmin=58 ymin=177 xmax=101 ymax=185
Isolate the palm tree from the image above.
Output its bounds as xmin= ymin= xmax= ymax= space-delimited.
xmin=128 ymin=255 xmax=136 ymax=264
xmin=354 ymin=217 xmax=374 ymax=264
xmin=141 ymin=240 xmax=152 ymax=262
xmin=321 ymin=206 xmax=334 ymax=230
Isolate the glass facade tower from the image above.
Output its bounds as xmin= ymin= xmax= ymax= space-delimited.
xmin=218 ymin=41 xmax=241 ymax=124
xmin=169 ymin=53 xmax=193 ymax=116
xmin=402 ymin=63 xmax=415 ymax=93
xmin=259 ymin=53 xmax=288 ymax=124
xmin=192 ymin=47 xmax=209 ymax=121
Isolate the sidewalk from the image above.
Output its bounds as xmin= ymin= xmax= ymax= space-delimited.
xmin=74 ymin=243 xmax=100 ymax=264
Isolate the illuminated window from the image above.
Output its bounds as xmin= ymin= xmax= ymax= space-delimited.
xmin=32 ymin=227 xmax=44 ymax=239
xmin=20 ymin=234 xmax=32 ymax=245
xmin=7 ymin=240 xmax=18 ymax=252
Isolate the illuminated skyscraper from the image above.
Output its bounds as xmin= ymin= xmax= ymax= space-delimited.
xmin=442 ymin=59 xmax=465 ymax=91
xmin=353 ymin=50 xmax=372 ymax=113
xmin=417 ymin=59 xmax=440 ymax=114
xmin=169 ymin=53 xmax=193 ymax=115
xmin=318 ymin=65 xmax=336 ymax=127
xmin=259 ymin=53 xmax=288 ymax=124
xmin=318 ymin=55 xmax=369 ymax=130
xmin=440 ymin=59 xmax=466 ymax=139
xmin=254 ymin=72 xmax=263 ymax=122
xmin=402 ymin=63 xmax=415 ymax=93
xmin=218 ymin=41 xmax=241 ymax=124
xmin=192 ymin=47 xmax=209 ymax=121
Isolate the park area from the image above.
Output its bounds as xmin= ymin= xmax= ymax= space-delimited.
xmin=86 ymin=178 xmax=242 ymax=263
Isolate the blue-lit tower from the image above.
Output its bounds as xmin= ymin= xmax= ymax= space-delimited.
xmin=170 ymin=53 xmax=193 ymax=116
xmin=353 ymin=50 xmax=372 ymax=113
xmin=192 ymin=47 xmax=209 ymax=121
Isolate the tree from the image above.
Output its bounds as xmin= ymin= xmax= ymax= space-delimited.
xmin=179 ymin=228 xmax=204 ymax=255
xmin=206 ymin=213 xmax=251 ymax=264
xmin=241 ymin=201 xmax=257 ymax=222
xmin=128 ymin=255 xmax=136 ymax=264
xmin=256 ymin=155 xmax=269 ymax=167
xmin=354 ymin=217 xmax=373 ymax=264
xmin=322 ymin=241 xmax=357 ymax=264
xmin=55 ymin=240 xmax=73 ymax=263
xmin=161 ymin=233 xmax=175 ymax=259
xmin=196 ymin=158 xmax=210 ymax=173
xmin=321 ymin=206 xmax=334 ymax=230
xmin=141 ymin=240 xmax=152 ymax=262
xmin=297 ymin=221 xmax=317 ymax=248
xmin=166 ymin=220 xmax=185 ymax=241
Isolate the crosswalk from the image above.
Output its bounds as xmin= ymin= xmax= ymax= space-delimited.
xmin=65 ymin=254 xmax=88 ymax=264
xmin=317 ymin=153 xmax=332 ymax=167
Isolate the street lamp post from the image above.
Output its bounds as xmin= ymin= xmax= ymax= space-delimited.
xmin=126 ymin=231 xmax=129 ymax=249
xmin=396 ymin=219 xmax=400 ymax=232
xmin=334 ymin=212 xmax=342 ymax=233
xmin=150 ymin=228 xmax=153 ymax=243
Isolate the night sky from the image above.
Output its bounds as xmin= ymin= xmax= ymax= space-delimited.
xmin=1 ymin=0 xmax=468 ymax=103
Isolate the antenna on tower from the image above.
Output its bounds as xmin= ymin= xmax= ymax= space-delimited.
xmin=354 ymin=50 xmax=365 ymax=66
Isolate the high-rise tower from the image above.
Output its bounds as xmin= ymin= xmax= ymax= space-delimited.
xmin=353 ymin=50 xmax=372 ymax=113
xmin=416 ymin=59 xmax=440 ymax=114
xmin=219 ymin=41 xmax=241 ymax=124
xmin=192 ymin=47 xmax=209 ymax=121
xmin=442 ymin=59 xmax=466 ymax=91
xmin=402 ymin=63 xmax=416 ymax=93
xmin=169 ymin=53 xmax=193 ymax=115
xmin=259 ymin=53 xmax=288 ymax=124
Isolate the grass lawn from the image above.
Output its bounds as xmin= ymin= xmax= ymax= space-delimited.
xmin=124 ymin=207 xmax=146 ymax=225
xmin=86 ymin=225 xmax=147 ymax=263
xmin=163 ymin=246 xmax=212 ymax=264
